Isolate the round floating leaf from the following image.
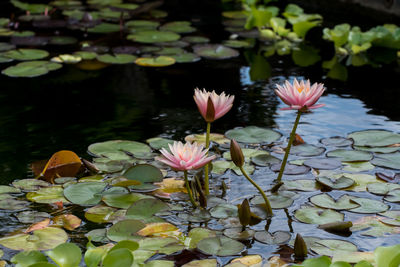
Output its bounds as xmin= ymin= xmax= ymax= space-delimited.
xmin=88 ymin=140 xmax=151 ymax=159
xmin=251 ymin=154 xmax=280 ymax=166
xmin=85 ymin=205 xmax=122 ymax=224
xmin=371 ymin=152 xmax=400 ymax=169
xmin=137 ymin=222 xmax=178 ymax=236
xmin=283 ymin=179 xmax=320 ymax=191
xmin=128 ymin=31 xmax=180 ymax=43
xmin=74 ymin=51 xmax=97 ymax=60
xmin=126 ymin=20 xmax=160 ymax=29
xmin=294 ymin=206 xmax=344 ymax=224
xmin=178 ymin=209 xmax=211 ymax=223
xmin=320 ymin=136 xmax=353 ymax=147
xmin=354 ymin=145 xmax=400 ymax=153
xmin=126 ymin=198 xmax=169 ymax=221
xmin=0 ymin=227 xmax=68 ymax=250
xmin=310 ymin=239 xmax=357 ymax=256
xmin=210 ymin=203 xmax=237 ymax=219
xmin=160 ymin=21 xmax=196 ymax=34
xmin=13 ymin=179 xmax=47 ymax=191
xmin=181 ymin=36 xmax=210 ymax=43
xmin=290 ymin=144 xmax=325 ymax=157
xmin=146 ymin=137 xmax=174 ymax=150
xmin=367 ymin=182 xmax=400 ymax=195
xmin=223 ymin=40 xmax=253 ymax=48
xmin=270 ymin=163 xmax=310 ymax=175
xmin=103 ymin=248 xmax=133 ymax=267
xmin=4 ymin=49 xmax=49 ymax=60
xmin=316 ymin=176 xmax=355 ymax=190
xmin=97 ymin=54 xmax=137 ymax=64
xmin=49 ymin=36 xmax=77 ymax=45
xmin=188 ymin=228 xmax=216 ymax=249
xmin=51 ymin=54 xmax=82 ymax=64
xmin=16 ymin=211 xmax=50 ymax=223
xmin=138 ymin=237 xmax=183 ymax=254
xmin=86 ymin=228 xmax=108 ymax=243
xmin=135 ymin=56 xmax=175 ymax=67
xmin=193 ymin=44 xmax=239 ymax=59
xmin=0 ymin=198 xmax=30 ymax=210
xmin=197 ymin=236 xmax=245 ymax=256
xmin=384 ymin=189 xmax=400 ymax=203
xmin=123 ymin=164 xmax=163 ymax=188
xmin=103 ymin=192 xmax=151 ymax=209
xmin=254 ymin=231 xmax=291 ymax=244
xmin=11 ymin=251 xmax=48 ymax=266
xmin=107 ymin=219 xmax=146 ymax=242
xmin=304 ymin=158 xmax=341 ymax=170
xmin=348 ymin=197 xmax=389 ymax=213
xmin=225 ymin=126 xmax=281 ymax=144
xmin=88 ymin=23 xmax=120 ymax=33
xmin=310 ymin=194 xmax=359 ymax=210
xmin=182 ymin=259 xmax=217 ymax=267
xmin=343 ymin=162 xmax=375 ymax=172
xmin=224 ymin=228 xmax=255 ymax=240
xmin=224 ymin=148 xmax=268 ymax=162
xmin=251 ymin=191 xmax=296 ymax=209
xmin=26 ymin=186 xmax=68 ymax=204
xmin=46 ymin=243 xmax=82 ymax=267
xmin=185 ymin=133 xmax=230 ymax=145
xmin=2 ymin=61 xmax=62 ymax=77
xmin=348 ymin=130 xmax=400 ymax=147
xmin=63 ymin=182 xmax=107 ymax=206
xmin=53 ymin=214 xmax=81 ymax=231
xmin=326 ymin=149 xmax=372 ymax=162
xmin=0 ymin=185 xmax=20 ymax=194
xmin=170 ymin=53 xmax=201 ymax=63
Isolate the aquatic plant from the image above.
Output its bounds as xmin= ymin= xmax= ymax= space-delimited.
xmin=156 ymin=141 xmax=215 ymax=207
xmin=274 ymin=79 xmax=325 ymax=184
xmin=193 ymin=88 xmax=234 ymax=195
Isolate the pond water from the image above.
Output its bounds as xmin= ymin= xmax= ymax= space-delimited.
xmin=0 ymin=0 xmax=399 ymax=266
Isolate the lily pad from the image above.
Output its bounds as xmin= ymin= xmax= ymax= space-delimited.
xmin=310 ymin=239 xmax=358 ymax=257
xmin=211 ymin=160 xmax=255 ymax=175
xmin=123 ymin=164 xmax=163 ymax=191
xmin=320 ymin=136 xmax=353 ymax=147
xmin=270 ymin=163 xmax=310 ymax=175
xmin=107 ymin=219 xmax=146 ymax=242
xmin=326 ymin=149 xmax=373 ymax=162
xmin=46 ymin=243 xmax=82 ymax=267
xmin=49 ymin=36 xmax=77 ymax=45
xmin=348 ymin=130 xmax=400 ymax=147
xmin=97 ymin=54 xmax=137 ymax=64
xmin=251 ymin=191 xmax=296 ymax=209
xmin=170 ymin=53 xmax=201 ymax=63
xmin=181 ymin=36 xmax=210 ymax=43
xmin=351 ymin=216 xmax=400 ymax=237
xmin=283 ymin=179 xmax=320 ymax=191
xmin=0 ymin=198 xmax=30 ymax=210
xmin=342 ymin=162 xmax=375 ymax=172
xmin=182 ymin=259 xmax=217 ymax=267
xmin=177 ymin=209 xmax=211 ymax=223
xmin=371 ymin=152 xmax=400 ymax=169
xmin=193 ymin=44 xmax=240 ymax=60
xmin=348 ymin=196 xmax=389 ymax=213
xmin=224 ymin=148 xmax=268 ymax=162
xmin=2 ymin=61 xmax=62 ymax=77
xmin=367 ymin=182 xmax=400 ymax=195
xmin=354 ymin=146 xmax=400 ymax=153
xmin=224 ymin=228 xmax=255 ymax=240
xmin=126 ymin=198 xmax=170 ymax=220
xmin=16 ymin=211 xmax=50 ymax=223
xmin=196 ymin=236 xmax=245 ymax=256
xmin=4 ymin=49 xmax=49 ymax=60
xmin=13 ymin=179 xmax=50 ymax=192
xmin=185 ymin=133 xmax=230 ymax=145
xmin=135 ymin=56 xmax=176 ymax=67
xmin=0 ymin=185 xmax=20 ymax=194
xmin=63 ymin=182 xmax=107 ymax=206
xmin=316 ymin=176 xmax=355 ymax=189
xmin=188 ymin=228 xmax=216 ymax=249
xmin=85 ymin=205 xmax=121 ymax=223
xmin=210 ymin=203 xmax=237 ymax=219
xmin=223 ymin=40 xmax=253 ymax=48
xmin=160 ymin=21 xmax=196 ymax=34
xmin=290 ymin=144 xmax=325 ymax=157
xmin=87 ymin=23 xmax=120 ymax=33
xmin=294 ymin=206 xmax=344 ymax=224
xmin=0 ymin=227 xmax=68 ymax=250
xmin=254 ymin=231 xmax=291 ymax=244
xmin=88 ymin=140 xmax=151 ymax=159
xmin=11 ymin=250 xmax=48 ymax=267
xmin=225 ymin=126 xmax=281 ymax=144
xmin=102 ymin=192 xmax=152 ymax=209
xmin=26 ymin=186 xmax=68 ymax=204
xmin=128 ymin=31 xmax=181 ymax=43
xmin=310 ymin=194 xmax=359 ymax=210
xmin=304 ymin=158 xmax=341 ymax=170
xmin=251 ymin=154 xmax=281 ymax=166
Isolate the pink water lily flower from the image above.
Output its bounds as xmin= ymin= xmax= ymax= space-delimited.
xmin=193 ymin=88 xmax=234 ymax=122
xmin=156 ymin=141 xmax=216 ymax=171
xmin=275 ymin=79 xmax=325 ymax=111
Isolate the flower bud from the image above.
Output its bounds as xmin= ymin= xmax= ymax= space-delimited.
xmin=205 ymin=97 xmax=215 ymax=122
xmin=230 ymin=139 xmax=244 ymax=167
xmin=294 ymin=233 xmax=308 ymax=260
xmin=237 ymin=199 xmax=251 ymax=227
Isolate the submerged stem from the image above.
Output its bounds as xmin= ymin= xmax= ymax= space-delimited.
xmin=276 ymin=111 xmax=302 ymax=183
xmin=204 ymin=122 xmax=211 ymax=195
xmin=184 ymin=171 xmax=198 ymax=208
xmin=239 ymin=166 xmax=273 ymax=217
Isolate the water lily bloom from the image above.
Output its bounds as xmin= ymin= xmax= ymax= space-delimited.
xmin=275 ymin=79 xmax=325 ymax=111
xmin=193 ymin=88 xmax=234 ymax=122
xmin=156 ymin=141 xmax=216 ymax=171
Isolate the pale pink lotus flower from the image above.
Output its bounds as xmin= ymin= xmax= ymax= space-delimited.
xmin=193 ymin=88 xmax=234 ymax=122
xmin=275 ymin=79 xmax=325 ymax=111
xmin=156 ymin=141 xmax=216 ymax=171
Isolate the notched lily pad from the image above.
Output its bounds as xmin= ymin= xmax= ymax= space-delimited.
xmin=348 ymin=130 xmax=400 ymax=147
xmin=135 ymin=56 xmax=175 ymax=67
xmin=196 ymin=236 xmax=245 ymax=256
xmin=225 ymin=126 xmax=281 ymax=144
xmin=316 ymin=176 xmax=355 ymax=190
xmin=270 ymin=163 xmax=310 ymax=175
xmin=97 ymin=54 xmax=137 ymax=64
xmin=2 ymin=61 xmax=62 ymax=77
xmin=254 ymin=231 xmax=291 ymax=244
xmin=294 ymin=206 xmax=344 ymax=224
xmin=310 ymin=193 xmax=359 ymax=210
xmin=371 ymin=152 xmax=400 ymax=170
xmin=193 ymin=44 xmax=240 ymax=60
xmin=304 ymin=158 xmax=341 ymax=170
xmin=326 ymin=149 xmax=373 ymax=162
xmin=289 ymin=144 xmax=325 ymax=157
xmin=320 ymin=136 xmax=353 ymax=147
xmin=128 ymin=31 xmax=181 ymax=43
xmin=224 ymin=228 xmax=255 ymax=240
xmin=348 ymin=196 xmax=389 ymax=213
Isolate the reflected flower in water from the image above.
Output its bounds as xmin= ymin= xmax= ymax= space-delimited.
xmin=275 ymin=78 xmax=325 ymax=111
xmin=193 ymin=88 xmax=234 ymax=122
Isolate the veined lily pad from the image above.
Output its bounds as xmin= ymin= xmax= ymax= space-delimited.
xmin=283 ymin=179 xmax=320 ymax=191
xmin=16 ymin=211 xmax=50 ymax=224
xmin=384 ymin=189 xmax=400 ymax=202
xmin=26 ymin=186 xmax=68 ymax=204
xmin=128 ymin=31 xmax=180 ymax=43
xmin=251 ymin=191 xmax=296 ymax=209
xmin=367 ymin=182 xmax=400 ymax=195
xmin=251 ymin=154 xmax=281 ymax=166
xmin=11 ymin=250 xmax=48 ymax=266
xmin=63 ymin=182 xmax=106 ymax=206
xmin=126 ymin=198 xmax=169 ymax=220
xmin=224 ymin=228 xmax=255 ymax=240
xmin=310 ymin=239 xmax=357 ymax=257
xmin=310 ymin=194 xmax=359 ymax=210
xmin=371 ymin=152 xmax=400 ymax=169
xmin=107 ymin=219 xmax=146 ymax=242
xmin=138 ymin=237 xmax=184 ymax=255
xmin=146 ymin=137 xmax=174 ymax=150
xmin=97 ymin=54 xmax=137 ymax=64
xmin=0 ymin=198 xmax=30 ymax=210
xmin=4 ymin=49 xmax=49 ymax=60
xmin=12 ymin=179 xmax=50 ymax=191
xmin=196 ymin=236 xmax=245 ymax=256
xmin=88 ymin=140 xmax=151 ymax=159
xmin=316 ymin=176 xmax=355 ymax=189
xmin=185 ymin=133 xmax=229 ymax=145
xmin=2 ymin=61 xmax=62 ymax=77
xmin=123 ymin=164 xmax=163 ymax=190
xmin=290 ymin=144 xmax=325 ymax=157
xmin=0 ymin=227 xmax=68 ymax=250
xmin=102 ymin=192 xmax=152 ymax=209
xmin=304 ymin=158 xmax=341 ymax=170
xmin=210 ymin=203 xmax=237 ymax=219
xmin=320 ymin=136 xmax=353 ymax=147
xmin=193 ymin=44 xmax=239 ymax=60
xmin=348 ymin=196 xmax=389 ymax=213
xmin=85 ymin=204 xmax=122 ymax=223
xmin=270 ymin=163 xmax=310 ymax=175
xmin=188 ymin=228 xmax=216 ymax=249
xmin=326 ymin=149 xmax=373 ymax=162
xmin=348 ymin=130 xmax=400 ymax=147
xmin=294 ymin=206 xmax=344 ymax=224
xmin=160 ymin=21 xmax=196 ymax=34
xmin=225 ymin=126 xmax=281 ymax=144
xmin=135 ymin=56 xmax=175 ymax=67
xmin=254 ymin=231 xmax=291 ymax=244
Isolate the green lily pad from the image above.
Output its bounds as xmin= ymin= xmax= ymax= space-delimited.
xmin=351 ymin=216 xmax=400 ymax=237
xmin=87 ymin=23 xmax=120 ymax=33
xmin=196 ymin=236 xmax=245 ymax=256
xmin=193 ymin=44 xmax=239 ymax=60
xmin=294 ymin=206 xmax=344 ymax=224
xmin=138 ymin=237 xmax=184 ymax=255
xmin=310 ymin=194 xmax=359 ymax=210
xmin=49 ymin=36 xmax=77 ymax=45
xmin=135 ymin=56 xmax=176 ymax=67
xmin=123 ymin=164 xmax=163 ymax=191
xmin=86 ymin=228 xmax=108 ymax=243
xmin=320 ymin=136 xmax=353 ymax=147
xmin=270 ymin=163 xmax=310 ymax=175
xmin=283 ymin=179 xmax=320 ymax=191
xmin=251 ymin=191 xmax=296 ymax=209
xmin=210 ymin=203 xmax=237 ymax=219
xmin=107 ymin=219 xmax=146 ymax=242
xmin=74 ymin=51 xmax=97 ymax=60
xmin=342 ymin=162 xmax=375 ymax=172
xmin=224 ymin=228 xmax=255 ymax=240
xmin=126 ymin=198 xmax=170 ymax=221
xmin=384 ymin=189 xmax=400 ymax=203
xmin=102 ymin=192 xmax=152 ymax=209
xmin=290 ymin=144 xmax=325 ymax=157
xmin=310 ymin=239 xmax=357 ymax=257
xmin=0 ymin=42 xmax=16 ymax=52
xmin=103 ymin=248 xmax=133 ymax=267
xmin=0 ymin=185 xmax=20 ymax=194
xmin=46 ymin=243 xmax=82 ymax=267
xmin=326 ymin=149 xmax=373 ymax=162
xmin=0 ymin=198 xmax=30 ymax=210
xmin=224 ymin=148 xmax=268 ymax=162
xmin=0 ymin=227 xmax=68 ymax=250
xmin=126 ymin=20 xmax=160 ymax=29
xmin=11 ymin=250 xmax=48 ymax=266
xmin=181 ymin=36 xmax=210 ymax=43
xmin=26 ymin=186 xmax=68 ymax=204
xmin=254 ymin=231 xmax=291 ymax=244
xmin=88 ymin=140 xmax=151 ymax=159
xmin=211 ymin=160 xmax=255 ymax=175
xmin=64 ymin=182 xmax=107 ymax=206
xmin=2 ymin=61 xmax=62 ymax=77
xmin=170 ymin=53 xmax=201 ymax=63
xmin=4 ymin=49 xmax=49 ymax=60
xmin=367 ymin=182 xmax=400 ymax=195
xmin=304 ymin=158 xmax=342 ymax=170
xmin=11 ymin=180 xmax=45 ymax=192
xmin=178 ymin=209 xmax=211 ymax=223
xmin=348 ymin=196 xmax=389 ymax=213
xmin=354 ymin=145 xmax=400 ymax=153
xmin=188 ymin=228 xmax=216 ymax=249
xmin=251 ymin=154 xmax=281 ymax=166
xmin=225 ymin=126 xmax=281 ymax=144
xmin=97 ymin=54 xmax=137 ymax=64
xmin=146 ymin=137 xmax=174 ymax=150
xmin=223 ymin=40 xmax=253 ymax=48
xmin=128 ymin=31 xmax=181 ymax=43
xmin=375 ymin=244 xmax=400 ymax=267
xmin=85 ymin=204 xmax=123 ymax=223
xmin=160 ymin=21 xmax=196 ymax=34
xmin=16 ymin=211 xmax=50 ymax=223
xmin=316 ymin=176 xmax=355 ymax=189
xmin=371 ymin=152 xmax=400 ymax=169
xmin=348 ymin=130 xmax=400 ymax=147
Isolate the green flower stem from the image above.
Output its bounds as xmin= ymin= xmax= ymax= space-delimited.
xmin=204 ymin=122 xmax=211 ymax=195
xmin=239 ymin=166 xmax=273 ymax=217
xmin=184 ymin=171 xmax=198 ymax=208
xmin=276 ymin=110 xmax=302 ymax=183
